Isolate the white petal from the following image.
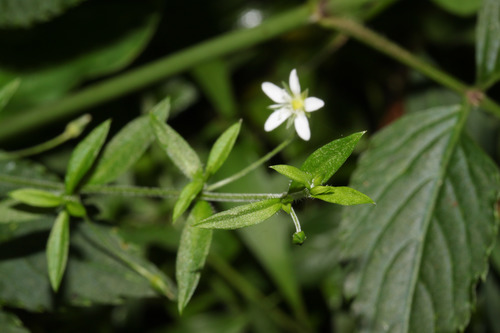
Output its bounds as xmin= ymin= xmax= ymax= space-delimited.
xmin=294 ymin=113 xmax=310 ymax=141
xmin=264 ymin=108 xmax=292 ymax=132
xmin=289 ymin=69 xmax=301 ymax=95
xmin=268 ymin=103 xmax=283 ymax=109
xmin=262 ymin=82 xmax=287 ymax=103
xmin=304 ymin=97 xmax=324 ymax=112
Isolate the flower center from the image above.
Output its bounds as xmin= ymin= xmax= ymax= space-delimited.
xmin=291 ymin=98 xmax=304 ymax=111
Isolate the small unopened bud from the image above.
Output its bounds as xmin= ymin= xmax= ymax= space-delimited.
xmin=292 ymin=231 xmax=306 ymax=245
xmin=65 ymin=114 xmax=92 ymax=138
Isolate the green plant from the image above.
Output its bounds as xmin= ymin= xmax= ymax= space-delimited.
xmin=0 ymin=0 xmax=499 ymax=332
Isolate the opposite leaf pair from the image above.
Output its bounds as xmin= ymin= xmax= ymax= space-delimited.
xmin=150 ymin=113 xmax=242 ymax=222
xmin=8 ymin=97 xmax=171 ymax=292
xmin=194 ymin=131 xmax=374 ymax=240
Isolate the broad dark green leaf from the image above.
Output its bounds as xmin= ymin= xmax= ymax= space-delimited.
xmin=476 ymin=0 xmax=500 ymax=88
xmin=0 ymin=310 xmax=29 ymax=333
xmin=195 ymin=199 xmax=282 ymax=229
xmin=0 ymin=0 xmax=86 ymax=28
xmin=340 ymin=105 xmax=499 ymax=332
xmin=83 ymin=221 xmax=176 ymax=300
xmin=0 ymin=79 xmax=20 ymax=112
xmin=270 ymin=164 xmax=313 ymax=188
xmin=150 ymin=114 xmax=202 ymax=179
xmin=9 ymin=188 xmax=63 ymax=207
xmin=176 ymin=200 xmax=213 ymax=314
xmin=431 ymin=0 xmax=481 ymax=16
xmin=0 ymin=211 xmax=172 ymax=310
xmin=87 ymin=97 xmax=170 ymax=185
xmin=173 ymin=176 xmax=205 ymax=222
xmin=46 ymin=210 xmax=70 ymax=291
xmin=192 ymin=58 xmax=237 ymax=118
xmin=205 ymin=121 xmax=241 ymax=177
xmin=290 ymin=131 xmax=365 ymax=191
xmin=65 ymin=120 xmax=110 ymax=194
xmin=310 ymin=186 xmax=374 ymax=205
xmin=0 ymin=159 xmax=61 ymax=196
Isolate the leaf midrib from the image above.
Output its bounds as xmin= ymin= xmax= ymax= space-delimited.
xmin=401 ymin=104 xmax=470 ymax=331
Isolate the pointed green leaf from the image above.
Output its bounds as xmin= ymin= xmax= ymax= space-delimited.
xmin=476 ymin=0 xmax=500 ymax=88
xmin=9 ymin=188 xmax=63 ymax=207
xmin=340 ymin=105 xmax=499 ymax=332
xmin=176 ymin=200 xmax=213 ymax=314
xmin=87 ymin=97 xmax=170 ymax=185
xmin=65 ymin=120 xmax=110 ymax=194
xmin=310 ymin=186 xmax=374 ymax=205
xmin=195 ymin=199 xmax=282 ymax=229
xmin=205 ymin=121 xmax=241 ymax=177
xmin=192 ymin=58 xmax=237 ymax=118
xmin=150 ymin=114 xmax=202 ymax=179
xmin=173 ymin=176 xmax=205 ymax=222
xmin=270 ymin=164 xmax=313 ymax=188
xmin=0 ymin=78 xmax=20 ymax=112
xmin=46 ymin=210 xmax=70 ymax=292
xmin=65 ymin=200 xmax=86 ymax=217
xmin=290 ymin=131 xmax=365 ymax=191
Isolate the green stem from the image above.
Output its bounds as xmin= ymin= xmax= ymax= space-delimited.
xmin=0 ymin=174 xmax=310 ymax=203
xmin=0 ymin=115 xmax=91 ymax=160
xmin=81 ymin=184 xmax=179 ymax=198
xmin=0 ymin=5 xmax=313 ymax=142
xmin=201 ymin=191 xmax=285 ymax=202
xmin=206 ymin=138 xmax=293 ymax=191
xmin=83 ymin=219 xmax=176 ymax=300
xmin=0 ymin=174 xmax=63 ymax=191
xmin=318 ymin=17 xmax=500 ymax=118
xmin=289 ymin=206 xmax=302 ymax=232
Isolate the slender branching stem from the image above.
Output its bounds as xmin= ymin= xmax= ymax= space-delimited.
xmin=206 ymin=138 xmax=293 ymax=191
xmin=318 ymin=16 xmax=500 ymax=118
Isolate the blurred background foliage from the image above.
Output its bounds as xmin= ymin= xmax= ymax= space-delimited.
xmin=0 ymin=0 xmax=499 ymax=332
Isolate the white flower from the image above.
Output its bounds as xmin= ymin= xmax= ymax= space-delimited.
xmin=261 ymin=69 xmax=324 ymax=141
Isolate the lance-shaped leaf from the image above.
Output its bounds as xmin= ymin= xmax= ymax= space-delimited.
xmin=176 ymin=200 xmax=213 ymax=314
xmin=9 ymin=189 xmax=63 ymax=208
xmin=150 ymin=114 xmax=202 ymax=179
xmin=476 ymin=0 xmax=500 ymax=88
xmin=0 ymin=78 xmax=20 ymax=112
xmin=290 ymin=131 xmax=365 ymax=191
xmin=310 ymin=186 xmax=374 ymax=206
xmin=340 ymin=105 xmax=500 ymax=332
xmin=195 ymin=199 xmax=282 ymax=229
xmin=65 ymin=120 xmax=110 ymax=194
xmin=88 ymin=97 xmax=170 ymax=185
xmin=270 ymin=164 xmax=313 ymax=188
xmin=46 ymin=210 xmax=70 ymax=292
xmin=205 ymin=121 xmax=241 ymax=177
xmin=64 ymin=200 xmax=86 ymax=218
xmin=173 ymin=176 xmax=205 ymax=223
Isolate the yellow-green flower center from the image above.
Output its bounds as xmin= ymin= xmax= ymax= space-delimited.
xmin=291 ymin=98 xmax=304 ymax=111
